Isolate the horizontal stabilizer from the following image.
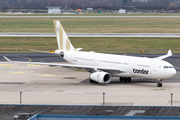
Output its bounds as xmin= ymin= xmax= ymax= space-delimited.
xmin=29 ymin=49 xmax=60 ymax=55
xmin=75 ymin=48 xmax=82 ymax=51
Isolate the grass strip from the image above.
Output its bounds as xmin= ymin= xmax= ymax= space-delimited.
xmin=0 ymin=37 xmax=180 ymax=53
xmin=0 ymin=17 xmax=180 ymax=33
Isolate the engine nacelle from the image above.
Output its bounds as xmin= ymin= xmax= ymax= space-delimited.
xmin=89 ymin=72 xmax=111 ymax=83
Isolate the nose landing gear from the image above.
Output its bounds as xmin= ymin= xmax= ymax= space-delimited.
xmin=157 ymin=79 xmax=163 ymax=87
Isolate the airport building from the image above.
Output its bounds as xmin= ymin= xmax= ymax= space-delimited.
xmin=119 ymin=9 xmax=126 ymax=14
xmin=1 ymin=104 xmax=180 ymax=120
xmin=46 ymin=6 xmax=61 ymax=14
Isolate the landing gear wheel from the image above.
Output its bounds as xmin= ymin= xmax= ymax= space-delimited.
xmin=128 ymin=77 xmax=131 ymax=82
xmin=157 ymin=82 xmax=162 ymax=87
xmin=90 ymin=79 xmax=94 ymax=83
xmin=119 ymin=77 xmax=124 ymax=82
xmin=124 ymin=77 xmax=128 ymax=82
xmin=157 ymin=79 xmax=163 ymax=87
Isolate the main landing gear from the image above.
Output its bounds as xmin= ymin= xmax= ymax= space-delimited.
xmin=119 ymin=77 xmax=131 ymax=82
xmin=90 ymin=79 xmax=94 ymax=83
xmin=90 ymin=79 xmax=98 ymax=83
xmin=157 ymin=79 xmax=163 ymax=87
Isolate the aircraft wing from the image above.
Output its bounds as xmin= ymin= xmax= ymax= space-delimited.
xmin=154 ymin=50 xmax=172 ymax=60
xmin=3 ymin=56 xmax=126 ymax=74
xmin=29 ymin=48 xmax=82 ymax=54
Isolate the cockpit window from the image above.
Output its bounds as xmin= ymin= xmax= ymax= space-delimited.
xmin=164 ymin=66 xmax=173 ymax=69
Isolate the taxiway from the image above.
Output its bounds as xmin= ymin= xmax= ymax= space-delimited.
xmin=1 ymin=33 xmax=180 ymax=37
xmin=0 ymin=53 xmax=179 ymax=106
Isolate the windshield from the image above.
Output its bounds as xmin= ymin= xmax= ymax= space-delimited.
xmin=164 ymin=66 xmax=174 ymax=69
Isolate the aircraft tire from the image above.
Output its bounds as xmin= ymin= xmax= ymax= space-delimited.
xmin=90 ymin=79 xmax=94 ymax=83
xmin=124 ymin=77 xmax=128 ymax=82
xmin=128 ymin=77 xmax=131 ymax=82
xmin=157 ymin=82 xmax=162 ymax=87
xmin=119 ymin=77 xmax=124 ymax=82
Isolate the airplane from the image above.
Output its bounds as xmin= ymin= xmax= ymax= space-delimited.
xmin=3 ymin=20 xmax=176 ymax=87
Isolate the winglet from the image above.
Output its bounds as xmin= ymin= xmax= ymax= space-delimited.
xmin=3 ymin=56 xmax=12 ymax=62
xmin=155 ymin=49 xmax=173 ymax=60
xmin=167 ymin=49 xmax=172 ymax=56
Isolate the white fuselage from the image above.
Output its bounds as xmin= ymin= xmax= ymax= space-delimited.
xmin=63 ymin=51 xmax=176 ymax=80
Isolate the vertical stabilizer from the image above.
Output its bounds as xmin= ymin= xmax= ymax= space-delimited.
xmin=53 ymin=20 xmax=76 ymax=51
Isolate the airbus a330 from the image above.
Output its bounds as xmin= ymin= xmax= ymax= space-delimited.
xmin=4 ymin=20 xmax=176 ymax=87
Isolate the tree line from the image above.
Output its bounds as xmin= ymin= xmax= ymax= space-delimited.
xmin=0 ymin=0 xmax=180 ymax=11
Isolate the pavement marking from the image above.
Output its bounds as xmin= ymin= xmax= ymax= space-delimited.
xmin=0 ymin=64 xmax=13 ymax=66
xmin=0 ymin=64 xmax=14 ymax=73
xmin=38 ymin=75 xmax=55 ymax=77
xmin=14 ymin=56 xmax=32 ymax=62
xmin=27 ymin=64 xmax=41 ymax=66
xmin=9 ymin=72 xmax=23 ymax=74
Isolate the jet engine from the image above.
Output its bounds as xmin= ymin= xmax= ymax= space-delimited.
xmin=89 ymin=72 xmax=111 ymax=83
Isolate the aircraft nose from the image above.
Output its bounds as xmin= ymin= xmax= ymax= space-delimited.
xmin=169 ymin=68 xmax=177 ymax=77
xmin=172 ymin=68 xmax=177 ymax=76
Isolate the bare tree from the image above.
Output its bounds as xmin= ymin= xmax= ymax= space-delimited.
xmin=0 ymin=0 xmax=174 ymax=11
xmin=1 ymin=5 xmax=9 ymax=12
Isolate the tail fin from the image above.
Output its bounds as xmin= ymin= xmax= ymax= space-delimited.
xmin=53 ymin=20 xmax=76 ymax=51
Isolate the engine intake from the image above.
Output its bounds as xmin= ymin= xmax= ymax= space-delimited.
xmin=89 ymin=72 xmax=111 ymax=83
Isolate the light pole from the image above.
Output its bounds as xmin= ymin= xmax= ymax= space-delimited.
xmin=20 ymin=92 xmax=23 ymax=104
xmin=171 ymin=93 xmax=173 ymax=106
xmin=103 ymin=92 xmax=105 ymax=105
